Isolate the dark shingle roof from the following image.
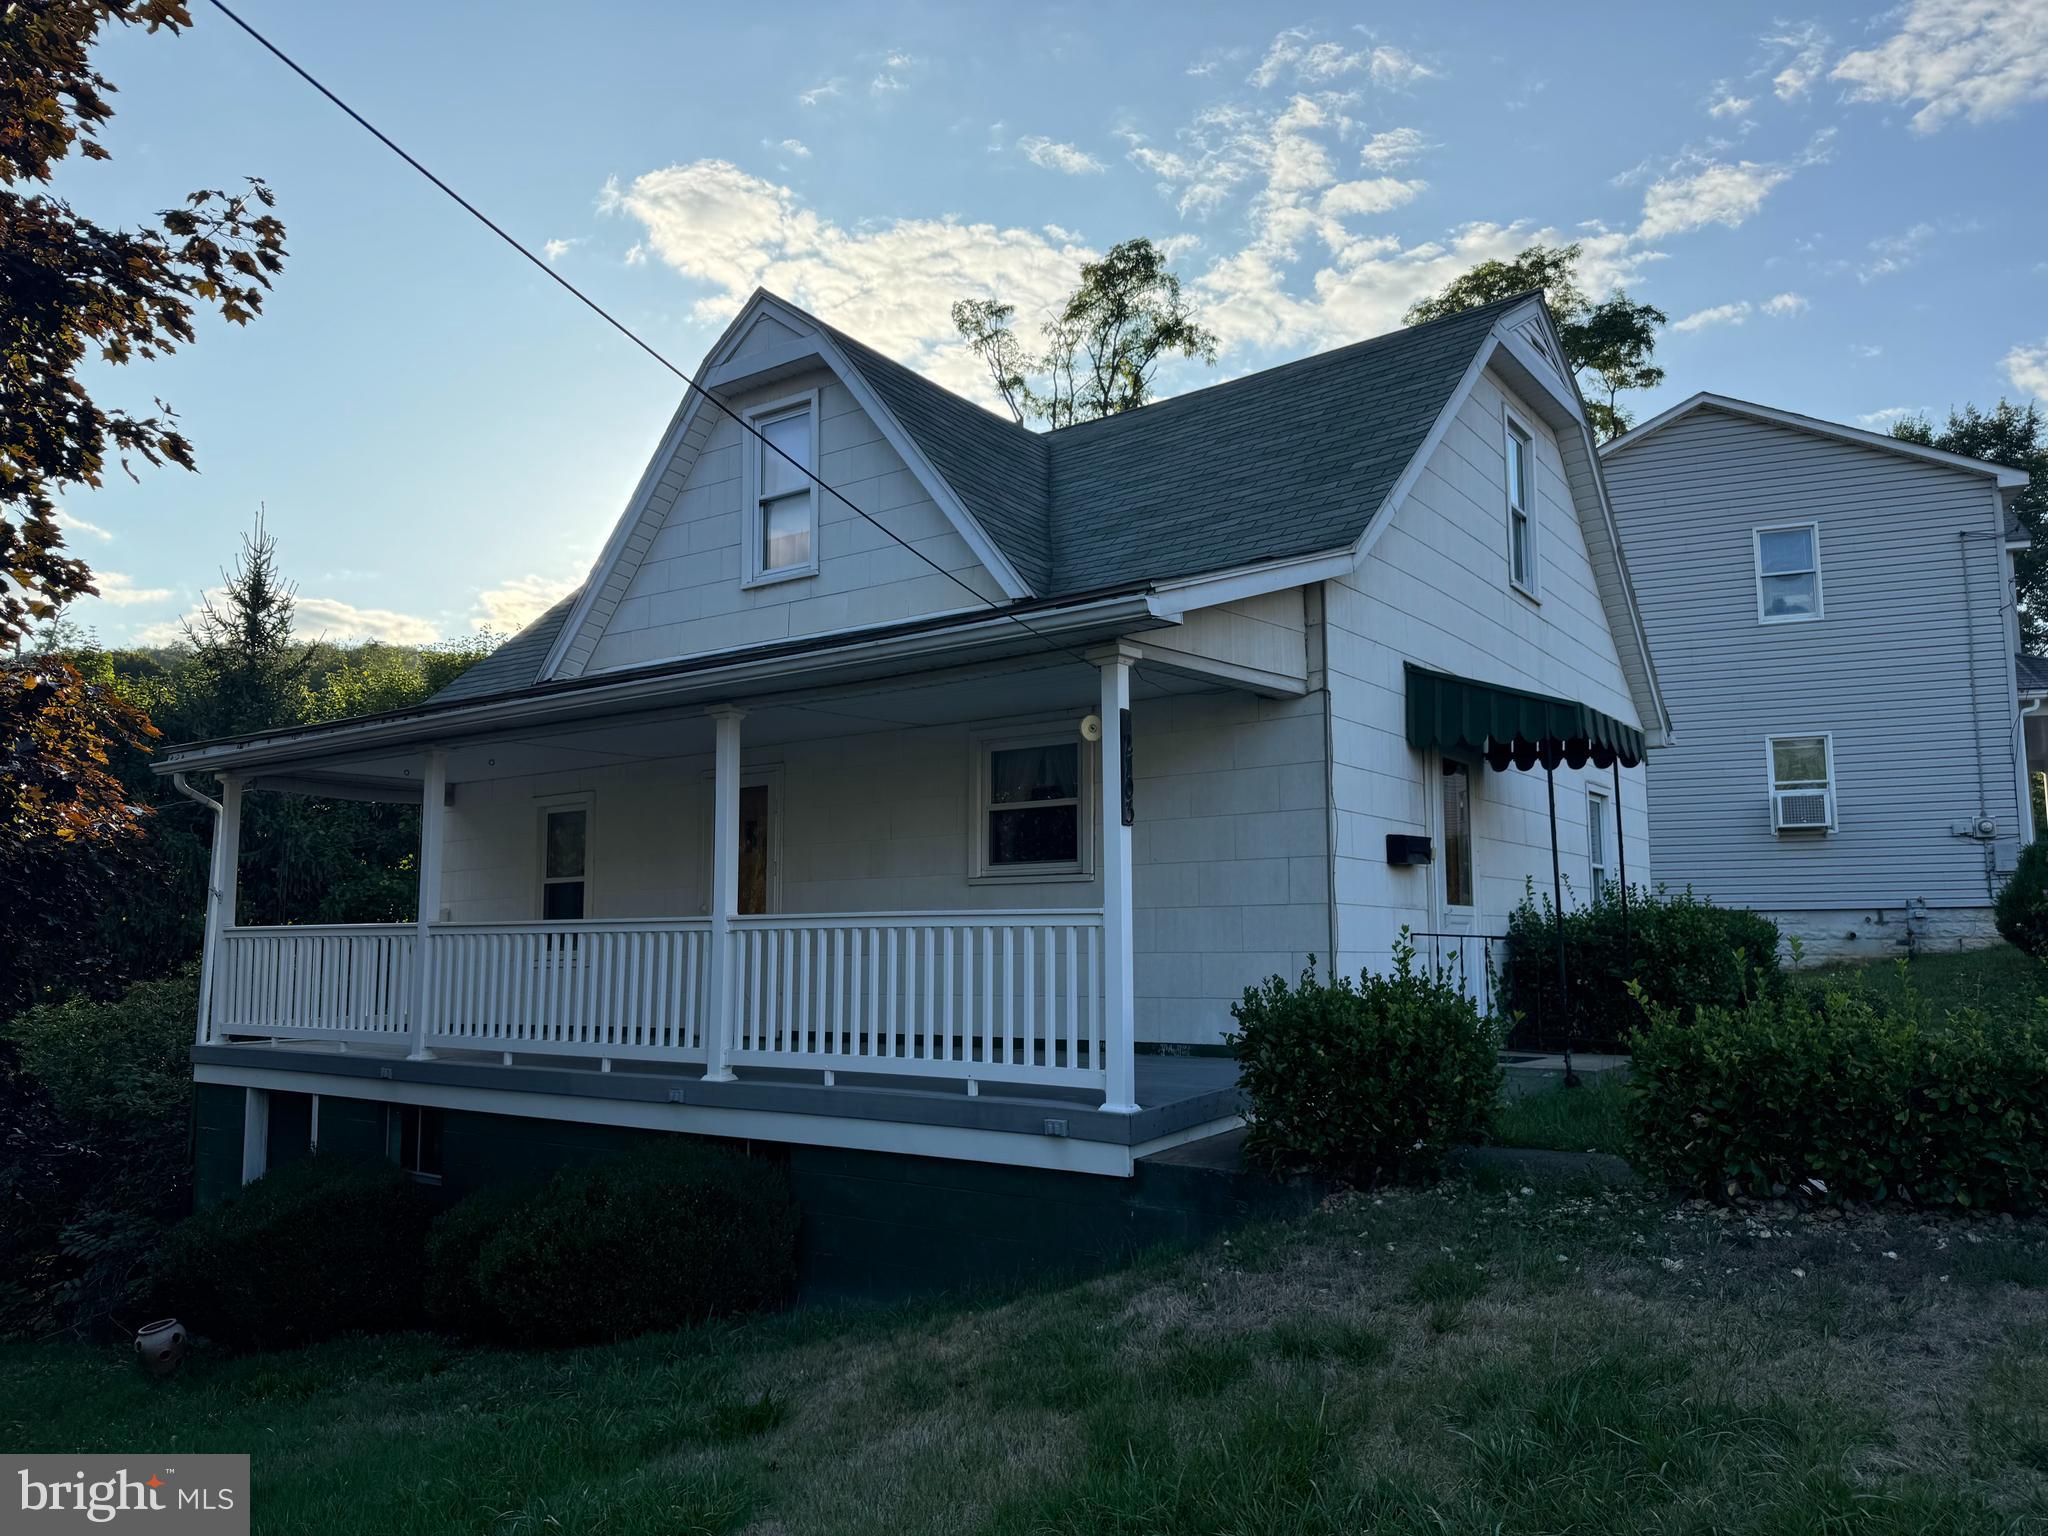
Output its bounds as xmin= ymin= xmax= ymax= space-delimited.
xmin=429 ymin=293 xmax=1523 ymax=705
xmin=2019 ymin=652 xmax=2048 ymax=695
xmin=427 ymin=589 xmax=580 ymax=704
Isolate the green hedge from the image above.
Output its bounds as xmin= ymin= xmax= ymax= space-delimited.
xmin=1997 ymin=840 xmax=2048 ymax=960
xmin=1627 ymin=984 xmax=2048 ymax=1211
xmin=154 ymin=1156 xmax=434 ymax=1349
xmin=1227 ymin=941 xmax=1502 ymax=1185
xmin=431 ymin=1142 xmax=799 ymax=1346
xmin=1504 ymin=883 xmax=1781 ymax=1050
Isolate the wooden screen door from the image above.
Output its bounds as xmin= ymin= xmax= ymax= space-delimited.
xmin=737 ymin=783 xmax=771 ymax=915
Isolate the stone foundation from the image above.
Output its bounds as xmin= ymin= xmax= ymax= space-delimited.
xmin=1766 ymin=905 xmax=2002 ymax=967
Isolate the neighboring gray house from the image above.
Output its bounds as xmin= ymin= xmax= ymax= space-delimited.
xmin=156 ymin=288 xmax=1668 ymax=1211
xmin=1603 ymin=393 xmax=2033 ymax=961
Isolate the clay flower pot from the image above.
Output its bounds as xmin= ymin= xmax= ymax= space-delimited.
xmin=135 ymin=1318 xmax=188 ymax=1377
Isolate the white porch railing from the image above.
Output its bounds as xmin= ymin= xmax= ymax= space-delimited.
xmin=730 ymin=911 xmax=1105 ymax=1090
xmin=425 ymin=920 xmax=712 ymax=1063
xmin=209 ymin=925 xmax=417 ymax=1046
xmin=202 ymin=910 xmax=1108 ymax=1095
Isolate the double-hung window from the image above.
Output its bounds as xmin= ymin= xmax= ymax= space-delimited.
xmin=540 ymin=800 xmax=591 ymax=919
xmin=1754 ymin=523 xmax=1822 ymax=622
xmin=1586 ymin=790 xmax=1609 ymax=895
xmin=971 ymin=727 xmax=1089 ymax=879
xmin=1505 ymin=416 xmax=1537 ymax=596
xmin=1766 ymin=734 xmax=1835 ymax=833
xmin=745 ymin=395 xmax=820 ymax=585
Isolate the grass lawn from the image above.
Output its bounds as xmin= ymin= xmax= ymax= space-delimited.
xmin=1490 ymin=1074 xmax=1633 ymax=1155
xmin=8 ymin=1175 xmax=2048 ymax=1535
xmin=1801 ymin=941 xmax=2048 ymax=1017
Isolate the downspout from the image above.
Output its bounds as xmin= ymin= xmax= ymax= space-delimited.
xmin=172 ymin=772 xmax=223 ymax=1048
xmin=1959 ymin=529 xmax=2001 ymax=900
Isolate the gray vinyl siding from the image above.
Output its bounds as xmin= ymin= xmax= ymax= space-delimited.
xmin=1605 ymin=407 xmax=2021 ymax=911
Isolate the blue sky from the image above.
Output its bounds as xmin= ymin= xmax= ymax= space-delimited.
xmin=50 ymin=0 xmax=2048 ymax=647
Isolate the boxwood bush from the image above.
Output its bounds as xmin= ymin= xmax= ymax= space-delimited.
xmin=153 ymin=1156 xmax=434 ymax=1349
xmin=1504 ymin=882 xmax=1781 ymax=1050
xmin=423 ymin=1181 xmax=536 ymax=1341
xmin=1227 ymin=939 xmax=1502 ymax=1185
xmin=444 ymin=1141 xmax=799 ymax=1346
xmin=1628 ymin=983 xmax=2048 ymax=1211
xmin=1996 ymin=839 xmax=2048 ymax=960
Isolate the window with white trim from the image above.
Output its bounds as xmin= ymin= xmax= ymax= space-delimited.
xmin=540 ymin=801 xmax=590 ymax=919
xmin=971 ymin=727 xmax=1090 ymax=879
xmin=744 ymin=396 xmax=819 ymax=585
xmin=1754 ymin=523 xmax=1822 ymax=623
xmin=1441 ymin=758 xmax=1475 ymax=908
xmin=1586 ymin=789 xmax=1609 ymax=894
xmin=1766 ymin=734 xmax=1835 ymax=833
xmin=1505 ymin=416 xmax=1537 ymax=595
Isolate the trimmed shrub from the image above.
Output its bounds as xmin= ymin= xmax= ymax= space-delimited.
xmin=424 ymin=1182 xmax=537 ymax=1340
xmin=1503 ymin=882 xmax=1781 ymax=1050
xmin=1627 ymin=984 xmax=2048 ymax=1211
xmin=457 ymin=1142 xmax=799 ymax=1346
xmin=153 ymin=1156 xmax=434 ymax=1350
xmin=1997 ymin=839 xmax=2048 ymax=960
xmin=1227 ymin=939 xmax=1503 ymax=1185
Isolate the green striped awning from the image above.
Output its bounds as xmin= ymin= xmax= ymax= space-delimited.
xmin=1404 ymin=664 xmax=1644 ymax=771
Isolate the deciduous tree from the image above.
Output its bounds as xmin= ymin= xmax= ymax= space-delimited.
xmin=1894 ymin=401 xmax=2048 ymax=648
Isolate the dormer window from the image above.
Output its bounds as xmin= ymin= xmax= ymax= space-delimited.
xmin=744 ymin=394 xmax=820 ymax=586
xmin=1754 ymin=522 xmax=1822 ymax=623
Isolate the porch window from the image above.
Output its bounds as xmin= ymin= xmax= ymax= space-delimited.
xmin=745 ymin=395 xmax=819 ymax=585
xmin=1754 ymin=523 xmax=1822 ymax=622
xmin=391 ymin=1105 xmax=442 ymax=1185
xmin=1586 ymin=789 xmax=1609 ymax=894
xmin=1766 ymin=733 xmax=1836 ymax=833
xmin=973 ymin=728 xmax=1088 ymax=878
xmin=541 ymin=802 xmax=590 ymax=919
xmin=1505 ymin=415 xmax=1537 ymax=596
xmin=1441 ymin=759 xmax=1474 ymax=908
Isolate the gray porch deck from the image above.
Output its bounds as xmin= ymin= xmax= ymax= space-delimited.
xmin=191 ymin=1042 xmax=1243 ymax=1150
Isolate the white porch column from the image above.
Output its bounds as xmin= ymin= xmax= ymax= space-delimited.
xmin=1095 ymin=647 xmax=1139 ymax=1114
xmin=194 ymin=773 xmax=243 ymax=1046
xmin=704 ymin=705 xmax=746 ymax=1082
xmin=408 ymin=747 xmax=448 ymax=1061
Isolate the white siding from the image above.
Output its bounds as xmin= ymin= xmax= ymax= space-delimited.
xmin=1605 ymin=407 xmax=2020 ymax=912
xmin=1143 ymin=589 xmax=1308 ymax=686
xmin=1325 ymin=368 xmax=1651 ymax=975
xmin=437 ymin=688 xmax=1330 ymax=1047
xmin=580 ymin=366 xmax=1006 ymax=675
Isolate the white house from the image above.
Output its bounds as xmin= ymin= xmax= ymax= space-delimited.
xmin=1602 ymin=393 xmax=2032 ymax=961
xmin=159 ymin=289 xmax=1668 ymax=1205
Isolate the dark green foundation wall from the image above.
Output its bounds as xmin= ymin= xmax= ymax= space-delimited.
xmin=193 ymin=1090 xmax=1306 ymax=1303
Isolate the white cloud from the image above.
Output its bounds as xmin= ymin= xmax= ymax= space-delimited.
xmin=1249 ymin=28 xmax=1431 ymax=90
xmin=1636 ymin=159 xmax=1792 ymax=239
xmin=1017 ymin=136 xmax=1105 ymax=175
xmin=1857 ymin=405 xmax=1926 ymax=427
xmin=56 ymin=510 xmax=114 ymax=543
xmin=92 ymin=571 xmax=173 ymax=606
xmin=599 ymin=160 xmax=1091 ymax=400
xmin=1707 ymin=92 xmax=1755 ymax=118
xmin=542 ymin=237 xmax=581 ymax=263
xmin=1319 ymin=176 xmax=1427 ymax=218
xmin=2009 ymin=340 xmax=2048 ymax=398
xmin=1764 ymin=21 xmax=1831 ymax=100
xmin=1358 ymin=127 xmax=1431 ymax=170
xmin=1851 ymin=343 xmax=1885 ymax=359
xmin=1671 ymin=301 xmax=1753 ymax=333
xmin=1761 ymin=291 xmax=1809 ymax=315
xmin=293 ymin=597 xmax=441 ymax=646
xmin=1857 ymin=222 xmax=1935 ymax=281
xmin=870 ymin=71 xmax=906 ymax=95
xmin=473 ymin=574 xmax=578 ymax=633
xmin=1833 ymin=0 xmax=2048 ymax=132
xmin=797 ymin=80 xmax=840 ymax=107
xmin=765 ymin=137 xmax=811 ymax=160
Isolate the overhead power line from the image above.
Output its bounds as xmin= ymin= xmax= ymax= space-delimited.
xmin=201 ymin=0 xmax=1103 ymax=676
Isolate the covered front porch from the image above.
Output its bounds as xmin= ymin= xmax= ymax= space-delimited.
xmin=168 ymin=621 xmax=1314 ymax=1173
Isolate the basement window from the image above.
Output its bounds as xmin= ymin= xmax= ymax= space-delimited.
xmin=391 ymin=1105 xmax=443 ymax=1185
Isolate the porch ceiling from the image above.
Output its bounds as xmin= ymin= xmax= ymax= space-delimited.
xmin=237 ymin=652 xmax=1230 ymax=794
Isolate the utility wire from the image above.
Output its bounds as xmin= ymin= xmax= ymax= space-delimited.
xmin=202 ymin=0 xmax=1103 ymax=675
